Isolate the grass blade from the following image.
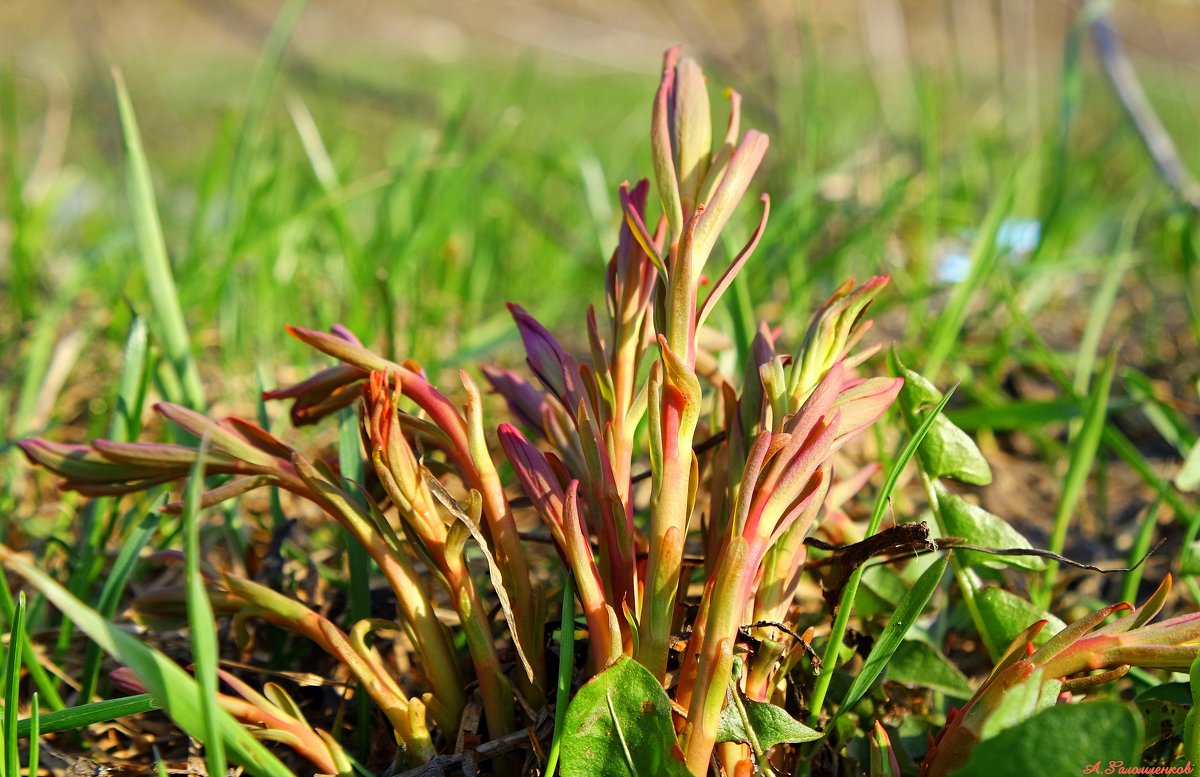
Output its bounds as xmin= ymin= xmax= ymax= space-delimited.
xmin=4 ymin=592 xmax=26 ymax=777
xmin=947 ymin=400 xmax=1080 ymax=432
xmin=112 ymin=69 xmax=205 ymax=411
xmin=836 ymin=552 xmax=950 ymax=718
xmin=1121 ymin=496 xmax=1163 ymax=605
xmin=26 ymin=693 xmax=37 ymax=777
xmin=1072 ymin=204 xmax=1137 ymax=396
xmin=545 ymin=575 xmax=576 ymax=777
xmin=807 ymin=389 xmax=955 ymax=724
xmin=79 ymin=499 xmax=165 ymax=702
xmin=923 ymin=167 xmax=1018 ymax=378
xmin=227 ymin=0 xmax=309 ymax=243
xmin=183 ymin=436 xmax=226 ymax=777
xmin=17 ymin=694 xmax=161 ymax=739
xmin=337 ymin=407 xmax=372 ymax=760
xmin=1038 ymin=350 xmax=1116 ymax=606
xmin=0 ymin=545 xmax=293 ymax=777
xmin=61 ymin=317 xmax=154 ymax=668
xmin=0 ymin=576 xmax=63 ymax=712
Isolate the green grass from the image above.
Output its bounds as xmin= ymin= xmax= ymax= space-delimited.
xmin=1 ymin=4 xmax=1198 ymax=774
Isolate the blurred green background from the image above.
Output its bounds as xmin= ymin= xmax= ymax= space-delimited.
xmin=2 ymin=0 xmax=1198 ymax=556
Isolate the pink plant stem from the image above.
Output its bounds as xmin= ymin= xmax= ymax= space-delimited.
xmin=286 ymin=328 xmax=542 ymax=690
xmin=680 ymin=537 xmax=761 ymax=775
xmin=279 ymin=464 xmax=466 ymax=732
xmin=215 ymin=695 xmax=343 ymax=775
xmin=221 ymin=575 xmax=437 ymax=762
xmin=637 ymin=379 xmax=695 ymax=680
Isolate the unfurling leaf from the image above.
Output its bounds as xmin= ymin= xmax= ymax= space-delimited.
xmin=869 ymin=722 xmax=902 ymax=777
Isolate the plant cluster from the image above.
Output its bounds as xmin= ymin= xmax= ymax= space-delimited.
xmin=8 ymin=47 xmax=1200 ymax=777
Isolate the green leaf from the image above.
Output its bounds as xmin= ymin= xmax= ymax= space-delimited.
xmin=977 ymin=588 xmax=1066 ymax=650
xmin=889 ymin=353 xmax=991 ymax=485
xmin=545 ymin=575 xmax=576 ymax=777
xmin=560 ymin=657 xmax=690 ymax=777
xmin=839 ymin=552 xmax=950 ymax=715
xmin=885 ymin=640 xmax=973 ymax=699
xmin=717 ymin=696 xmax=822 ymax=749
xmin=808 ymin=385 xmax=956 ymax=724
xmin=4 ymin=591 xmax=26 ymax=777
xmin=952 ymin=702 xmax=1143 ymax=777
xmin=1185 ymin=652 xmax=1200 ymax=766
xmin=937 ymin=488 xmax=1044 ymax=571
xmin=113 ymin=69 xmax=205 ymax=411
xmin=857 ymin=565 xmax=908 ymax=619
xmin=897 ymin=363 xmax=943 ymax=407
xmin=183 ymin=439 xmax=226 ymax=777
xmin=1135 ymin=681 xmax=1191 ymax=706
xmin=917 ymin=413 xmax=992 ymax=485
xmin=1136 ymin=687 xmax=1188 ymax=750
xmin=947 ymin=400 xmax=1080 ymax=432
xmin=18 ymin=695 xmax=161 ymax=738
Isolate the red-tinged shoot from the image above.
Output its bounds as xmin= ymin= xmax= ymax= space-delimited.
xmin=922 ymin=576 xmax=1200 ymax=777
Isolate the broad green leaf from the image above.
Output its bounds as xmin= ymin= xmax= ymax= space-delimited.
xmin=1185 ymin=652 xmax=1200 ymax=766
xmin=1135 ymin=682 xmax=1191 ymax=706
xmin=885 ymin=640 xmax=973 ymax=699
xmin=1135 ymin=682 xmax=1188 ymax=750
xmin=889 ymin=354 xmax=942 ymax=407
xmin=888 ymin=353 xmax=991 ymax=485
xmin=0 ymin=546 xmax=293 ymax=777
xmin=560 ymin=657 xmax=689 ymax=777
xmin=840 ymin=553 xmax=950 ymax=716
xmin=917 ymin=414 xmax=992 ymax=485
xmin=953 ymin=702 xmax=1143 ymax=777
xmin=716 ymin=696 xmax=822 ymax=749
xmin=937 ymin=487 xmax=1044 ymax=571
xmin=977 ymin=588 xmax=1066 ymax=649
